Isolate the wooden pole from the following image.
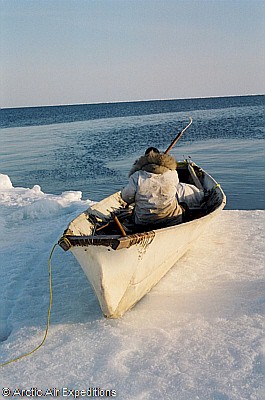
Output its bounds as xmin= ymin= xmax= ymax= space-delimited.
xmin=112 ymin=214 xmax=127 ymax=237
xmin=164 ymin=117 xmax=192 ymax=154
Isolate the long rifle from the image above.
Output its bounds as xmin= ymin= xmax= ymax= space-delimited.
xmin=164 ymin=117 xmax=192 ymax=154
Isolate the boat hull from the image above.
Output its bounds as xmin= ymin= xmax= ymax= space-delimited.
xmin=70 ymin=204 xmax=220 ymax=318
xmin=59 ymin=162 xmax=226 ymax=318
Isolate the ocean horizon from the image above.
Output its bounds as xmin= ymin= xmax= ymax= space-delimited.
xmin=2 ymin=92 xmax=264 ymax=110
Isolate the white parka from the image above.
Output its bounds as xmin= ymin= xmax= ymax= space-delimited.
xmin=121 ymin=151 xmax=183 ymax=225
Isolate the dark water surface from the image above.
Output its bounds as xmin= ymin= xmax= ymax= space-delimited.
xmin=0 ymin=95 xmax=264 ymax=209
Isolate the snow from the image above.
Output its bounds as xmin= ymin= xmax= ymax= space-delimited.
xmin=0 ymin=174 xmax=264 ymax=399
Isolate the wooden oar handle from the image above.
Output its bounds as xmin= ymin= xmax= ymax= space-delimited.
xmin=112 ymin=214 xmax=127 ymax=237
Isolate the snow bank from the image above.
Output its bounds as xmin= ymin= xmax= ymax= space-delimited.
xmin=0 ymin=175 xmax=264 ymax=400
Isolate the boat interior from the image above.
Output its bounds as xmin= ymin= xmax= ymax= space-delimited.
xmin=85 ymin=163 xmax=222 ymax=236
xmin=59 ymin=162 xmax=225 ymax=251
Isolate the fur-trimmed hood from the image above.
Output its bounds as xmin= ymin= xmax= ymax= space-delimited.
xmin=129 ymin=151 xmax=177 ymax=177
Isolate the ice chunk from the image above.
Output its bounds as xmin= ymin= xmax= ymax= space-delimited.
xmin=0 ymin=174 xmax=13 ymax=189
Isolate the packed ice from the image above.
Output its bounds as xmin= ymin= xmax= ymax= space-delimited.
xmin=0 ymin=174 xmax=264 ymax=399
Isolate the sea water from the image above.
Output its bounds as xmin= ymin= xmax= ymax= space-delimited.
xmin=0 ymin=95 xmax=264 ymax=208
xmin=0 ymin=96 xmax=265 ymax=399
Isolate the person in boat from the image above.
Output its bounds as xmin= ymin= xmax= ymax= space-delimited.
xmin=121 ymin=147 xmax=183 ymax=227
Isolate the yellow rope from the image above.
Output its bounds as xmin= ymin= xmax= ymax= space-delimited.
xmin=0 ymin=243 xmax=57 ymax=368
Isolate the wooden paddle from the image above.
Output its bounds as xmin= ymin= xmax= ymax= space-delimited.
xmin=164 ymin=117 xmax=192 ymax=154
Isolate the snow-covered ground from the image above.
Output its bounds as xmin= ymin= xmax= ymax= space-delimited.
xmin=0 ymin=174 xmax=264 ymax=399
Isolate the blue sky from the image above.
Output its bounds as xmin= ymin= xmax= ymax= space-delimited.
xmin=1 ymin=0 xmax=264 ymax=107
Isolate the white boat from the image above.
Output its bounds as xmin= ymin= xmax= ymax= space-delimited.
xmin=59 ymin=161 xmax=226 ymax=318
